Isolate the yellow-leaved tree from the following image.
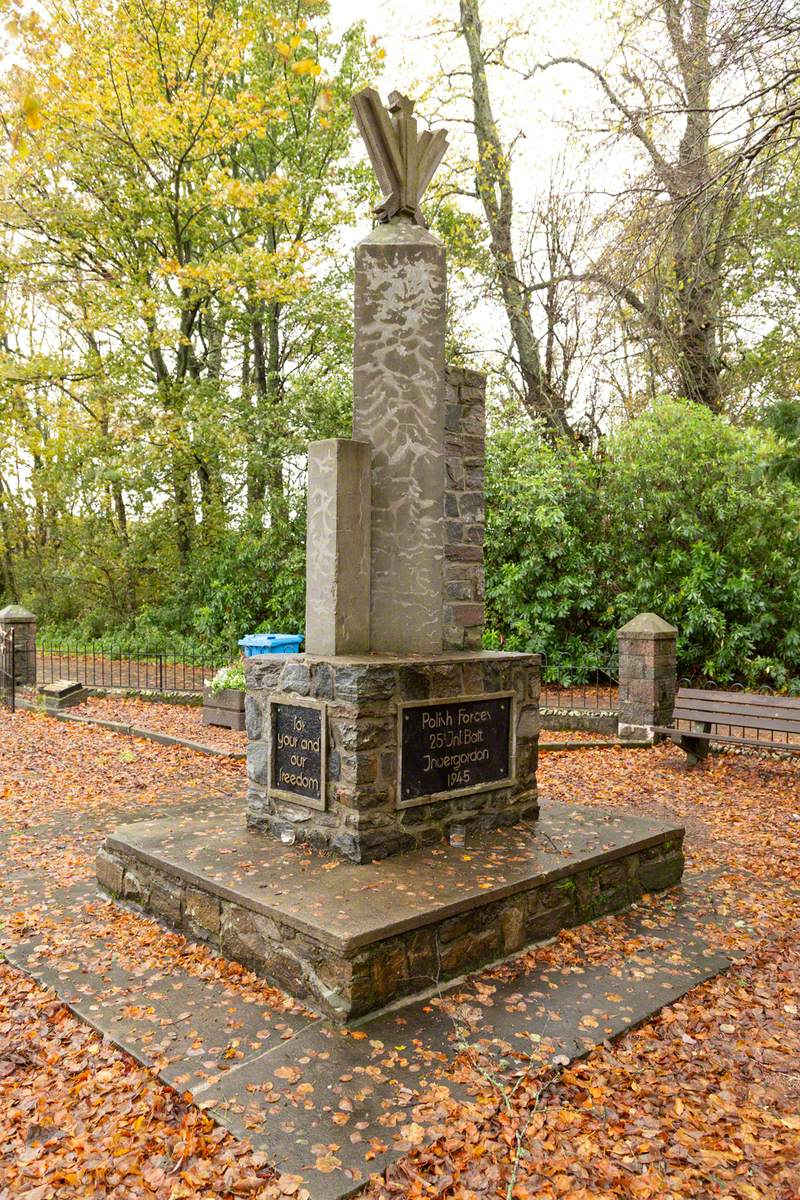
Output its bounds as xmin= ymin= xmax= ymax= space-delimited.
xmin=0 ymin=0 xmax=380 ymax=634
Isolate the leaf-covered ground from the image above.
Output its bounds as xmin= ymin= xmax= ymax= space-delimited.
xmin=1 ymin=706 xmax=798 ymax=1198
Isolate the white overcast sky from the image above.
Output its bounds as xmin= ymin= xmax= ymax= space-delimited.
xmin=326 ymin=0 xmax=635 ymax=396
xmin=327 ymin=0 xmax=626 ymax=200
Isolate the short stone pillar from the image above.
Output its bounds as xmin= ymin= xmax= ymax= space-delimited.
xmin=0 ymin=605 xmax=36 ymax=686
xmin=305 ymin=438 xmax=372 ymax=656
xmin=617 ymin=612 xmax=677 ymax=740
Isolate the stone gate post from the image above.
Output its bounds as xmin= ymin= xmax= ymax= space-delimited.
xmin=0 ymin=605 xmax=37 ymax=686
xmin=617 ymin=612 xmax=677 ymax=740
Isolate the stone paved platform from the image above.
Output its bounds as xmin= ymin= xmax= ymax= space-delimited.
xmin=98 ymin=799 xmax=685 ymax=1019
xmin=6 ymin=873 xmax=732 ymax=1200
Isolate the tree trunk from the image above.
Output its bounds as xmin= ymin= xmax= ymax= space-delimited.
xmin=0 ymin=476 xmax=18 ymax=599
xmin=667 ymin=0 xmax=723 ymax=409
xmin=458 ymin=0 xmax=572 ymax=438
xmin=248 ymin=293 xmax=287 ymax=524
xmin=149 ymin=344 xmax=196 ymax=569
xmin=192 ymin=308 xmax=226 ymax=533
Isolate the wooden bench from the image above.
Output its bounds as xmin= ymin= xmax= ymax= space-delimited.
xmin=653 ymin=687 xmax=800 ymax=765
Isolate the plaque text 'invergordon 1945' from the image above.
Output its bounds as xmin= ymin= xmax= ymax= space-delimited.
xmin=399 ymin=694 xmax=513 ymax=806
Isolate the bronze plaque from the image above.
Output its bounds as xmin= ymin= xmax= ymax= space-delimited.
xmin=398 ymin=692 xmax=514 ymax=807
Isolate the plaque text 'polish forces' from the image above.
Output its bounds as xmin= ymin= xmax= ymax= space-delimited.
xmin=400 ymin=694 xmax=512 ymax=804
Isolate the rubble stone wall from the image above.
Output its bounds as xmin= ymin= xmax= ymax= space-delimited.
xmin=442 ymin=366 xmax=486 ymax=652
xmin=244 ymin=651 xmax=540 ymax=863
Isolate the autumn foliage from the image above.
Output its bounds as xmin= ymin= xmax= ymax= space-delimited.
xmin=1 ymin=707 xmax=799 ymax=1197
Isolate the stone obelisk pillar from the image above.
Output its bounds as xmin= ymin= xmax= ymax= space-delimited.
xmin=241 ymin=86 xmax=540 ymax=865
xmin=349 ymin=87 xmax=450 ymax=655
xmin=353 ymin=219 xmax=446 ymax=654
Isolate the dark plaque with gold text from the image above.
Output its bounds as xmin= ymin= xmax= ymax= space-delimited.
xmin=399 ymin=693 xmax=513 ymax=806
xmin=270 ymin=701 xmax=325 ymax=810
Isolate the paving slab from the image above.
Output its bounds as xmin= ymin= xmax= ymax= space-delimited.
xmin=4 ymin=938 xmax=319 ymax=1090
xmin=3 ymin=870 xmax=733 ymax=1200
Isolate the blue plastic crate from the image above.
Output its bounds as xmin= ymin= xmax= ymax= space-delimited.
xmin=238 ymin=633 xmax=304 ymax=656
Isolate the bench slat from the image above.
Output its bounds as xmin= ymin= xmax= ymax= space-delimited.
xmin=671 ymin=707 xmax=800 ymax=735
xmin=676 ymin=691 xmax=800 ymax=715
xmin=677 ymin=687 xmax=800 ymax=712
xmin=653 ymin=726 xmax=800 ymax=753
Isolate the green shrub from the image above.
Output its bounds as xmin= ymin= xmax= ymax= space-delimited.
xmin=207 ymin=663 xmax=246 ymax=694
xmin=485 ymin=399 xmax=800 ymax=688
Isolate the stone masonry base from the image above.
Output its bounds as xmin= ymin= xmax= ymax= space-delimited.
xmin=97 ymin=799 xmax=685 ymax=1022
xmin=245 ymin=650 xmax=540 ymax=863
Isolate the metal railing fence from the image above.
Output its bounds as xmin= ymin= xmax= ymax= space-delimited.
xmin=539 ymin=648 xmax=619 ymax=712
xmin=0 ymin=628 xmax=14 ymax=712
xmin=34 ymin=641 xmax=234 ymax=695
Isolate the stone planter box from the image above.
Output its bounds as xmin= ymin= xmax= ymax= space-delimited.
xmin=203 ymin=687 xmax=246 ymax=731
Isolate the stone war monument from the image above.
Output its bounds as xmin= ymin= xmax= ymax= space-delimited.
xmin=250 ymin=85 xmax=541 ymax=863
xmin=97 ymin=88 xmax=685 ymax=1022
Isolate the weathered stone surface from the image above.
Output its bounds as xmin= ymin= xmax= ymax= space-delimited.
xmin=311 ymin=662 xmax=335 ymax=700
xmin=0 ymin=604 xmax=36 ymax=685
xmin=39 ymin=680 xmax=89 ymax=710
xmin=441 ymin=368 xmax=486 ymax=652
xmin=618 ymin=612 xmax=678 ymax=638
xmin=353 ymin=220 xmax=446 ymax=655
xmin=101 ymin=798 xmax=685 ymax=1020
xmin=185 ymin=885 xmax=220 ymax=937
xmin=121 ymin=862 xmax=151 ymax=904
xmin=27 ymin=855 xmax=731 ymax=1200
xmin=279 ymin=660 xmax=311 ymax=696
xmin=95 ymin=848 xmax=124 ymax=895
xmin=618 ymin=612 xmax=677 ymax=740
xmin=220 ymin=903 xmax=267 ymax=968
xmin=333 ymin=663 xmax=396 ymax=703
xmin=439 ymin=926 xmax=500 ymax=974
xmin=243 ymin=657 xmax=283 ymax=691
xmin=640 ymin=851 xmax=685 ymax=891
xmin=247 ymin=650 xmax=539 ymax=861
xmin=244 ymin=694 xmax=262 ymax=741
xmin=500 ymin=903 xmax=525 ymax=953
xmin=150 ymin=876 xmax=182 ymax=923
xmin=305 ymin=438 xmax=372 ymax=656
xmin=246 ymin=740 xmax=268 ymax=786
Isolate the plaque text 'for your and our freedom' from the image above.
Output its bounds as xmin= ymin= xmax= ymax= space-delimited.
xmin=270 ymin=701 xmax=325 ymax=809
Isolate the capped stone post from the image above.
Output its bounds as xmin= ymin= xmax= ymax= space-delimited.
xmin=0 ymin=605 xmax=37 ymax=686
xmin=617 ymin=612 xmax=677 ymax=740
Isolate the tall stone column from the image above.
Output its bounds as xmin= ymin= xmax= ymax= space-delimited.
xmin=0 ymin=605 xmax=37 ymax=685
xmin=353 ymin=218 xmax=446 ymax=655
xmin=617 ymin=612 xmax=678 ymax=740
xmin=442 ymin=366 xmax=486 ymax=651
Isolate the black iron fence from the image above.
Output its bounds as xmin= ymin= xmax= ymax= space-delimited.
xmin=34 ymin=642 xmax=232 ymax=695
xmin=539 ymin=648 xmax=619 ymax=711
xmin=677 ymin=678 xmax=779 ymax=695
xmin=0 ymin=628 xmax=14 ymax=712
